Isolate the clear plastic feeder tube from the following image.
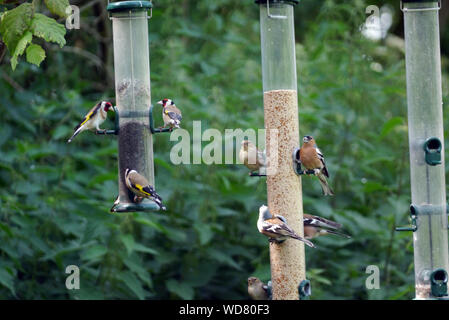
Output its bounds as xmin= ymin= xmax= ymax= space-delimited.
xmin=108 ymin=1 xmax=159 ymax=212
xmin=403 ymin=0 xmax=449 ymax=299
xmin=258 ymin=0 xmax=305 ymax=300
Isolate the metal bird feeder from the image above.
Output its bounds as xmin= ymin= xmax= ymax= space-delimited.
xmin=107 ymin=1 xmax=160 ymax=212
xmin=399 ymin=0 xmax=449 ymax=299
xmin=255 ymin=0 xmax=306 ymax=300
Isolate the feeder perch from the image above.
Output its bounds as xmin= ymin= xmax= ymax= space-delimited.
xmin=107 ymin=1 xmax=161 ymax=213
xmin=430 ymin=268 xmax=448 ymax=298
xmin=149 ymin=104 xmax=172 ymax=134
xmin=402 ymin=0 xmax=449 ymax=299
xmin=95 ymin=106 xmax=120 ymax=135
xmin=298 ymin=279 xmax=311 ymax=300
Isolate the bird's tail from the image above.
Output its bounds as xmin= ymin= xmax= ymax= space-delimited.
xmin=152 ymin=194 xmax=166 ymax=211
xmin=317 ymin=173 xmax=334 ymax=196
xmin=67 ymin=127 xmax=83 ymax=143
xmin=319 ymin=229 xmax=351 ymax=239
xmin=290 ymin=234 xmax=315 ymax=248
xmin=305 ymin=215 xmax=341 ymax=230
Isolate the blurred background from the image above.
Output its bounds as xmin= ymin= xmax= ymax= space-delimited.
xmin=0 ymin=0 xmax=449 ymax=299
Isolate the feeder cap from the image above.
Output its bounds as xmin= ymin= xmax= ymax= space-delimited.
xmin=107 ymin=1 xmax=153 ymax=12
xmin=255 ymin=0 xmax=299 ymax=5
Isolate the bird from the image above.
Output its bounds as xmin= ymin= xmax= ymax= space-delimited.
xmin=124 ymin=168 xmax=166 ymax=211
xmin=299 ymin=135 xmax=334 ymax=196
xmin=303 ymin=214 xmax=351 ymax=239
xmin=248 ymin=277 xmax=270 ymax=300
xmin=157 ymin=98 xmax=182 ymax=131
xmin=257 ymin=205 xmax=315 ymax=247
xmin=239 ymin=140 xmax=266 ymax=175
xmin=67 ymin=101 xmax=114 ymax=143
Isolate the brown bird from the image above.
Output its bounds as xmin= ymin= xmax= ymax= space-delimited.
xmin=157 ymin=98 xmax=182 ymax=131
xmin=299 ymin=135 xmax=334 ymax=196
xmin=239 ymin=140 xmax=266 ymax=174
xmin=67 ymin=101 xmax=114 ymax=143
xmin=257 ymin=205 xmax=315 ymax=247
xmin=303 ymin=214 xmax=350 ymax=239
xmin=248 ymin=277 xmax=269 ymax=300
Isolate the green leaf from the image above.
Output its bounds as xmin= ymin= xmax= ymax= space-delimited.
xmin=120 ymin=234 xmax=135 ymax=255
xmin=81 ymin=245 xmax=107 ymax=261
xmin=0 ymin=3 xmax=33 ymax=54
xmin=117 ymin=271 xmax=146 ymax=300
xmin=166 ymin=279 xmax=194 ymax=300
xmin=44 ymin=0 xmax=70 ymax=18
xmin=0 ymin=267 xmax=15 ymax=296
xmin=26 ymin=43 xmax=46 ymax=67
xmin=10 ymin=31 xmax=32 ymax=70
xmin=380 ymin=117 xmax=404 ymax=137
xmin=30 ymin=13 xmax=66 ymax=47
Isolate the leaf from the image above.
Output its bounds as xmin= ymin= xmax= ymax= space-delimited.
xmin=30 ymin=13 xmax=66 ymax=47
xmin=133 ymin=243 xmax=159 ymax=256
xmin=0 ymin=3 xmax=33 ymax=54
xmin=26 ymin=44 xmax=46 ymax=67
xmin=380 ymin=117 xmax=404 ymax=137
xmin=44 ymin=0 xmax=70 ymax=18
xmin=0 ymin=267 xmax=15 ymax=296
xmin=117 ymin=271 xmax=146 ymax=300
xmin=166 ymin=279 xmax=194 ymax=300
xmin=81 ymin=245 xmax=107 ymax=261
xmin=10 ymin=31 xmax=32 ymax=70
xmin=120 ymin=234 xmax=135 ymax=255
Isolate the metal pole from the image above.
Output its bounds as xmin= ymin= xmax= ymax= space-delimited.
xmin=107 ymin=1 xmax=160 ymax=212
xmin=257 ymin=0 xmax=305 ymax=300
xmin=402 ymin=0 xmax=449 ymax=299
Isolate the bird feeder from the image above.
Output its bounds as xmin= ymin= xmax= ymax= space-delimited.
xmin=107 ymin=1 xmax=160 ymax=212
xmin=399 ymin=0 xmax=449 ymax=299
xmin=255 ymin=0 xmax=306 ymax=300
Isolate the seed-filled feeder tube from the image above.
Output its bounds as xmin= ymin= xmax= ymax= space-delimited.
xmin=256 ymin=0 xmax=305 ymax=300
xmin=402 ymin=0 xmax=449 ymax=299
xmin=107 ymin=1 xmax=159 ymax=212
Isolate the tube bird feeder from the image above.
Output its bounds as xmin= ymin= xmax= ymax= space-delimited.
xmin=107 ymin=1 xmax=160 ymax=212
xmin=255 ymin=0 xmax=306 ymax=300
xmin=400 ymin=0 xmax=449 ymax=299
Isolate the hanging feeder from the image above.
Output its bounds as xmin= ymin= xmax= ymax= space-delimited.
xmin=255 ymin=0 xmax=306 ymax=300
xmin=106 ymin=1 xmax=161 ymax=212
xmin=400 ymin=0 xmax=449 ymax=299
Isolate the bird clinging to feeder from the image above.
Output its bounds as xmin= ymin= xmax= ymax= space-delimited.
xmin=248 ymin=277 xmax=270 ymax=300
xmin=299 ymin=135 xmax=334 ymax=196
xmin=303 ymin=214 xmax=350 ymax=239
xmin=124 ymin=169 xmax=166 ymax=211
xmin=67 ymin=101 xmax=114 ymax=143
xmin=257 ymin=205 xmax=315 ymax=247
xmin=239 ymin=140 xmax=266 ymax=175
xmin=157 ymin=98 xmax=182 ymax=131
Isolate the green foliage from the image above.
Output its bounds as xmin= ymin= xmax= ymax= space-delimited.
xmin=0 ymin=0 xmax=447 ymax=300
xmin=0 ymin=0 xmax=68 ymax=69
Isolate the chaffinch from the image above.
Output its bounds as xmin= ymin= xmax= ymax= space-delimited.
xmin=257 ymin=205 xmax=315 ymax=247
xmin=303 ymin=213 xmax=350 ymax=239
xmin=248 ymin=277 xmax=270 ymax=300
xmin=299 ymin=135 xmax=334 ymax=196
xmin=239 ymin=140 xmax=266 ymax=175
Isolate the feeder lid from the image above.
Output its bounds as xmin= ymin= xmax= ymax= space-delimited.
xmin=107 ymin=1 xmax=152 ymax=12
xmin=255 ymin=0 xmax=299 ymax=5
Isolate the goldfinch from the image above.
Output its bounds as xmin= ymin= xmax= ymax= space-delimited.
xmin=157 ymin=98 xmax=182 ymax=131
xmin=248 ymin=277 xmax=269 ymax=300
xmin=299 ymin=135 xmax=334 ymax=196
xmin=303 ymin=214 xmax=350 ymax=239
xmin=124 ymin=168 xmax=166 ymax=211
xmin=257 ymin=205 xmax=315 ymax=247
xmin=239 ymin=140 xmax=266 ymax=175
xmin=67 ymin=101 xmax=114 ymax=143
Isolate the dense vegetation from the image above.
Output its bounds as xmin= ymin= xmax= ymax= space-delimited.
xmin=0 ymin=0 xmax=448 ymax=299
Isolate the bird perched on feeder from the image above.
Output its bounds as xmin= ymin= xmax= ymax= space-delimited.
xmin=299 ymin=135 xmax=334 ymax=196
xmin=239 ymin=140 xmax=266 ymax=175
xmin=248 ymin=277 xmax=270 ymax=300
xmin=157 ymin=98 xmax=182 ymax=131
xmin=124 ymin=168 xmax=166 ymax=211
xmin=67 ymin=101 xmax=114 ymax=143
xmin=303 ymin=214 xmax=350 ymax=239
xmin=257 ymin=205 xmax=315 ymax=247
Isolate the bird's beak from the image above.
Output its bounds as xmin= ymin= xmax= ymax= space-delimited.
xmin=157 ymin=101 xmax=163 ymax=105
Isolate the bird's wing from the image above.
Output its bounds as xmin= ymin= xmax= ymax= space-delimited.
xmin=165 ymin=105 xmax=182 ymax=121
xmin=74 ymin=103 xmax=101 ymax=130
xmin=264 ymin=218 xmax=295 ymax=237
xmin=303 ymin=214 xmax=342 ymax=230
xmin=315 ymin=146 xmax=330 ymax=178
xmin=257 ymin=149 xmax=266 ymax=167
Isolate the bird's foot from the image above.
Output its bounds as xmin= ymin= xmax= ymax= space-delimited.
xmin=133 ymin=196 xmax=144 ymax=203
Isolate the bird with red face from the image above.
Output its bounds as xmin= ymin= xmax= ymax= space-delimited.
xmin=67 ymin=101 xmax=114 ymax=143
xmin=157 ymin=98 xmax=182 ymax=131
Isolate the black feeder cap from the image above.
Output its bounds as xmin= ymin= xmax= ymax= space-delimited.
xmin=255 ymin=0 xmax=299 ymax=5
